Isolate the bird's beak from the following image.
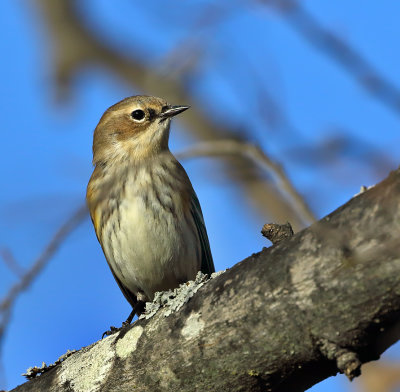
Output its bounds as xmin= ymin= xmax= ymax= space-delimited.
xmin=160 ymin=105 xmax=190 ymax=119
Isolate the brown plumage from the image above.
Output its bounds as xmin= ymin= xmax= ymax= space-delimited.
xmin=87 ymin=96 xmax=215 ymax=323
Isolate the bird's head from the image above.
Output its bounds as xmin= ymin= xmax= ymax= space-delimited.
xmin=92 ymin=95 xmax=189 ymax=165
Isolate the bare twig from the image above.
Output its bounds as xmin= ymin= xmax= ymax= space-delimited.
xmin=159 ymin=2 xmax=234 ymax=77
xmin=0 ymin=204 xmax=87 ymax=346
xmin=0 ymin=249 xmax=25 ymax=278
xmin=177 ymin=139 xmax=317 ymax=224
xmin=264 ymin=0 xmax=400 ymax=114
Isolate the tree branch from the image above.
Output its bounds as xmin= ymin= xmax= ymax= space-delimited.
xmin=0 ymin=205 xmax=87 ymax=349
xmin=12 ymin=168 xmax=400 ymax=392
xmin=177 ymin=139 xmax=316 ymax=224
xmin=265 ymin=0 xmax=400 ymax=114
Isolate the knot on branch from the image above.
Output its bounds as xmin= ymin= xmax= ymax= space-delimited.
xmin=319 ymin=339 xmax=361 ymax=381
xmin=261 ymin=222 xmax=294 ymax=245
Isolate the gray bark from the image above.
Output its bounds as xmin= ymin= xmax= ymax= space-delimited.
xmin=12 ymin=168 xmax=400 ymax=392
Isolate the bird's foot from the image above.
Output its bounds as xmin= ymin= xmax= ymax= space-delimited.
xmin=101 ymin=301 xmax=146 ymax=338
xmin=124 ymin=301 xmax=146 ymax=324
xmin=102 ymin=320 xmax=133 ymax=338
xmin=102 ymin=324 xmax=126 ymax=338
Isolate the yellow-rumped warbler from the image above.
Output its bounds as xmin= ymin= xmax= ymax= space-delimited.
xmin=87 ymin=95 xmax=214 ymax=324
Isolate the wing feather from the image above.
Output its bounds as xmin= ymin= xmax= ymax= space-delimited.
xmin=191 ymin=192 xmax=215 ymax=275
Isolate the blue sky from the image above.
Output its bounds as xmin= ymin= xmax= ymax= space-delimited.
xmin=0 ymin=1 xmax=399 ymax=390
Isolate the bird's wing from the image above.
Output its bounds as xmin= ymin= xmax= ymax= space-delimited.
xmin=191 ymin=191 xmax=215 ymax=275
xmin=109 ymin=266 xmax=138 ymax=309
xmin=88 ymin=207 xmax=138 ymax=309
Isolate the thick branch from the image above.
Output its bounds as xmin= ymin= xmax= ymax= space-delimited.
xmin=12 ymin=168 xmax=400 ymax=391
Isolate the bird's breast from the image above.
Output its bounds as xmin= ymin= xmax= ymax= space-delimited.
xmin=95 ymin=158 xmax=201 ymax=300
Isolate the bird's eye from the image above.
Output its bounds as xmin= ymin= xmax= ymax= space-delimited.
xmin=131 ymin=109 xmax=145 ymax=121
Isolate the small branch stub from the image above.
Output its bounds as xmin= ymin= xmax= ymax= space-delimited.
xmin=319 ymin=339 xmax=362 ymax=381
xmin=261 ymin=222 xmax=294 ymax=245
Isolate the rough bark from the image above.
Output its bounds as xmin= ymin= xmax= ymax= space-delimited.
xmin=12 ymin=168 xmax=400 ymax=392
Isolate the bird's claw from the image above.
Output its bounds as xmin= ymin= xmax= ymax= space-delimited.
xmin=101 ymin=302 xmax=145 ymax=338
xmin=102 ymin=325 xmax=124 ymax=338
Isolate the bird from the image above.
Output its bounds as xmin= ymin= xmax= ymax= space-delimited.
xmin=86 ymin=95 xmax=215 ymax=327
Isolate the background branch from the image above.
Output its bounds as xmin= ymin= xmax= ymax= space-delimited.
xmin=0 ymin=249 xmax=25 ymax=278
xmin=0 ymin=205 xmax=87 ymax=350
xmin=35 ymin=0 xmax=313 ymax=230
xmin=177 ymin=139 xmax=316 ymax=224
xmin=266 ymin=0 xmax=400 ymax=114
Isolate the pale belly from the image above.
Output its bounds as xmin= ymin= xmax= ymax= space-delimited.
xmin=100 ymin=179 xmax=201 ymax=301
